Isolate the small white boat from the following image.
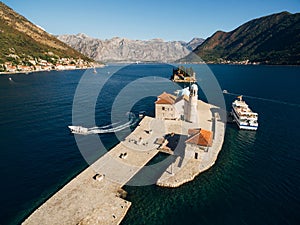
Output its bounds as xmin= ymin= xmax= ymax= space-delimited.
xmin=68 ymin=126 xmax=89 ymax=134
xmin=8 ymin=77 xmax=12 ymax=81
xmin=223 ymin=90 xmax=228 ymax=94
xmin=139 ymin=111 xmax=146 ymax=118
xmin=93 ymin=67 xmax=97 ymax=74
xmin=232 ymin=95 xmax=258 ymax=130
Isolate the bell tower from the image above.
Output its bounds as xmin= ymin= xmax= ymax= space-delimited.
xmin=187 ymin=84 xmax=198 ymax=123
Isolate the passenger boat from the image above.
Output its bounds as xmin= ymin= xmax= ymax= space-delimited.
xmin=231 ymin=96 xmax=258 ymax=130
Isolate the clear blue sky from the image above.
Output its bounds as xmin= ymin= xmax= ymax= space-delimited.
xmin=2 ymin=0 xmax=300 ymax=41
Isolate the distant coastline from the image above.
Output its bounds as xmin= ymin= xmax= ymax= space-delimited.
xmin=0 ymin=64 xmax=105 ymax=75
xmin=3 ymin=61 xmax=299 ymax=77
xmin=178 ymin=61 xmax=300 ymax=66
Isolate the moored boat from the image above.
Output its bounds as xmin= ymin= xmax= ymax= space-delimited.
xmin=231 ymin=96 xmax=258 ymax=130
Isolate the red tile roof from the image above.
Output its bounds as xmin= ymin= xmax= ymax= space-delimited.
xmin=155 ymin=92 xmax=177 ymax=105
xmin=186 ymin=128 xmax=213 ymax=147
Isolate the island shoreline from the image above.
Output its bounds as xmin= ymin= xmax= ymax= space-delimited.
xmin=22 ymin=99 xmax=226 ymax=225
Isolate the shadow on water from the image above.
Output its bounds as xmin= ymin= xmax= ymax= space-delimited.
xmin=125 ymin=153 xmax=177 ymax=187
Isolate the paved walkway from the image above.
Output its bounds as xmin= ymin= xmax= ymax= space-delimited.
xmin=23 ymin=101 xmax=226 ymax=224
xmin=23 ymin=116 xmax=166 ymax=225
xmin=23 ymin=167 xmax=130 ymax=225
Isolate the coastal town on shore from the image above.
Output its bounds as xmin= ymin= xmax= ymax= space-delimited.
xmin=0 ymin=54 xmax=262 ymax=76
xmin=0 ymin=54 xmax=102 ymax=74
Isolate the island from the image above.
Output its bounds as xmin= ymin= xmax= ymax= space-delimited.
xmin=171 ymin=66 xmax=196 ymax=83
xmin=23 ymin=84 xmax=225 ymax=225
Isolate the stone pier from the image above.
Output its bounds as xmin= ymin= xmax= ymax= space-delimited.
xmin=23 ymin=100 xmax=226 ymax=224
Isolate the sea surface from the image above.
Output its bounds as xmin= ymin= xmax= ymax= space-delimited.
xmin=0 ymin=64 xmax=299 ymax=225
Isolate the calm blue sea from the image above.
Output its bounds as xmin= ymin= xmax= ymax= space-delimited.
xmin=0 ymin=64 xmax=299 ymax=225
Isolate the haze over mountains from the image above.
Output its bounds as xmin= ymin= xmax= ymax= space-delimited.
xmin=57 ymin=34 xmax=204 ymax=63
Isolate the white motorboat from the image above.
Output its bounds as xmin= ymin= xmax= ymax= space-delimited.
xmin=68 ymin=126 xmax=89 ymax=134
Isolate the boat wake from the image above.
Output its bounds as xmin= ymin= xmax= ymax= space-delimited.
xmin=8 ymin=77 xmax=16 ymax=84
xmin=68 ymin=113 xmax=138 ymax=135
xmin=223 ymin=90 xmax=300 ymax=108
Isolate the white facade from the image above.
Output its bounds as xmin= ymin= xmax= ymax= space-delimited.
xmin=155 ymin=103 xmax=175 ymax=120
xmin=174 ymin=98 xmax=185 ymax=119
xmin=186 ymin=84 xmax=199 ymax=124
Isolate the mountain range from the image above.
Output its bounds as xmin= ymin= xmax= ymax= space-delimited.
xmin=188 ymin=11 xmax=300 ymax=65
xmin=1 ymin=1 xmax=299 ymax=67
xmin=57 ymin=34 xmax=204 ymax=63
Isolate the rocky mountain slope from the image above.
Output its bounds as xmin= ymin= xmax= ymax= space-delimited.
xmin=0 ymin=2 xmax=91 ymax=66
xmin=188 ymin=11 xmax=300 ymax=65
xmin=57 ymin=34 xmax=204 ymax=62
xmin=184 ymin=38 xmax=205 ymax=51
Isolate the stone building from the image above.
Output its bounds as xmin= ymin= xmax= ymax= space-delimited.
xmin=185 ymin=128 xmax=213 ymax=159
xmin=155 ymin=84 xmax=199 ymax=123
xmin=155 ymin=92 xmax=187 ymax=120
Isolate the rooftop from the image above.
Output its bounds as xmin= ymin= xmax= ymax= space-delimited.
xmin=155 ymin=92 xmax=177 ymax=105
xmin=186 ymin=128 xmax=213 ymax=147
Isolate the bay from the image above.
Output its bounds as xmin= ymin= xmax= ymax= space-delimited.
xmin=0 ymin=64 xmax=299 ymax=225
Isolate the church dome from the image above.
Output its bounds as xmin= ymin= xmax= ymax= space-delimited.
xmin=178 ymin=87 xmax=190 ymax=97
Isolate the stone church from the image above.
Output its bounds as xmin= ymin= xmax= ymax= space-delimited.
xmin=155 ymin=84 xmax=199 ymax=123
